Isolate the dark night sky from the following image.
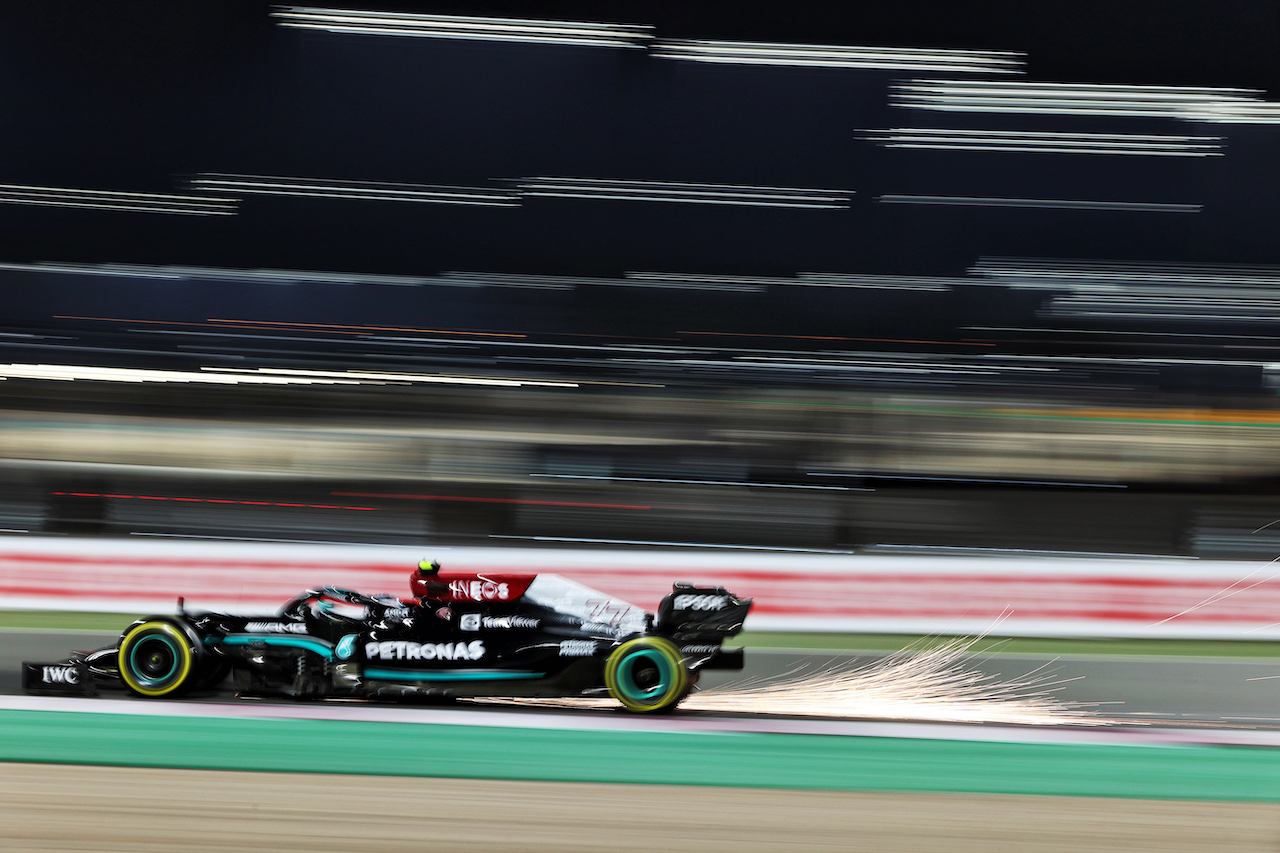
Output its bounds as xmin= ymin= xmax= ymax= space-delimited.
xmin=0 ymin=1 xmax=1278 ymax=377
xmin=1 ymin=1 xmax=1277 ymax=271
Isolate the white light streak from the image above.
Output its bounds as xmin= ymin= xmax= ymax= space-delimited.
xmin=652 ymin=40 xmax=1022 ymax=73
xmin=626 ymin=271 xmax=953 ymax=291
xmin=624 ymin=271 xmax=817 ymax=289
xmin=362 ymin=337 xmax=689 ymax=357
xmin=0 ymin=261 xmax=455 ymax=287
xmin=0 ymin=262 xmax=581 ymax=289
xmin=0 ymin=364 xmax=363 ymax=385
xmin=1047 ymin=296 xmax=1280 ymax=321
xmin=532 ymin=473 xmax=855 ymax=490
xmin=519 ymin=178 xmax=852 ymax=209
xmin=0 ymin=184 xmax=236 ymax=216
xmin=0 ymin=363 xmax=577 ymax=388
xmin=974 ymin=256 xmax=1280 ymax=287
xmin=879 ymin=195 xmax=1199 ymax=213
xmin=192 ymin=174 xmax=520 ymax=207
xmin=0 ymin=261 xmax=945 ymax=293
xmin=971 ymin=257 xmax=1280 ymax=322
xmin=865 ymin=128 xmax=1224 ymax=156
xmin=793 ymin=272 xmax=955 ymax=291
xmin=271 ymin=6 xmax=653 ymax=48
xmin=893 ymin=79 xmax=1280 ymax=124
xmin=435 ymin=271 xmax=762 ymax=291
xmin=204 ymin=367 xmax=578 ymax=388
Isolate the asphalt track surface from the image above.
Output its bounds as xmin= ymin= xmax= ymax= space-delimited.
xmin=6 ymin=629 xmax=1280 ymax=727
xmin=5 ymin=630 xmax=1280 ymax=851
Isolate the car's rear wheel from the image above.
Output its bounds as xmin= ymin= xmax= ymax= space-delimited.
xmin=118 ymin=620 xmax=197 ymax=698
xmin=604 ymin=636 xmax=690 ymax=713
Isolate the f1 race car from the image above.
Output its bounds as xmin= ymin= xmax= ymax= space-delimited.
xmin=22 ymin=561 xmax=752 ymax=713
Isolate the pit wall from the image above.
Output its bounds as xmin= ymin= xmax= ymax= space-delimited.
xmin=0 ymin=536 xmax=1274 ymax=639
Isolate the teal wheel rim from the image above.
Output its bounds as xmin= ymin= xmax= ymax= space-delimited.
xmin=617 ymin=649 xmax=671 ymax=699
xmin=129 ymin=634 xmax=180 ymax=687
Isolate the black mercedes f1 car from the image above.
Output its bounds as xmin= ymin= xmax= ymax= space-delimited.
xmin=22 ymin=561 xmax=752 ymax=713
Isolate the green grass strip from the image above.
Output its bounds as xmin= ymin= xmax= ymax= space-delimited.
xmin=0 ymin=611 xmax=145 ymax=631
xmin=2 ymin=708 xmax=1279 ymax=800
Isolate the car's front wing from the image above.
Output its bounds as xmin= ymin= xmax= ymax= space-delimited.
xmin=21 ymin=660 xmax=97 ymax=695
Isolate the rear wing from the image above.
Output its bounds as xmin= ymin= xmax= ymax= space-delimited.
xmin=654 ymin=583 xmax=752 ymax=641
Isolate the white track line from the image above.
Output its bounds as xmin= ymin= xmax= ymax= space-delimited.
xmin=6 ymin=694 xmax=1280 ymax=748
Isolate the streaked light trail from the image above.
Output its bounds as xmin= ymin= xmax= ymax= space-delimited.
xmin=53 ymin=493 xmax=377 ymax=511
xmin=271 ymin=7 xmax=653 ymax=48
xmin=202 ymin=318 xmax=524 ymax=338
xmin=429 ymin=271 xmax=762 ymax=292
xmin=0 ymin=364 xmax=365 ymax=385
xmin=971 ymin=257 xmax=1280 ymax=322
xmin=191 ymin=174 xmax=520 ymax=207
xmin=518 ymin=178 xmax=852 ymax=208
xmin=0 ymin=184 xmax=235 ymax=216
xmin=627 ymin=271 xmax=954 ymax=291
xmin=5 ymin=262 xmax=956 ymax=293
xmin=205 ymin=367 xmax=579 ymax=388
xmin=652 ymin=40 xmax=1022 ymax=73
xmin=0 ymin=364 xmax=577 ymax=388
xmin=878 ymin=195 xmax=1200 ymax=213
xmin=0 ymin=262 xmax=440 ymax=286
xmin=332 ymin=492 xmax=654 ymax=511
xmin=532 ymin=473 xmax=858 ymax=490
xmin=865 ymin=128 xmax=1224 ymax=156
xmin=973 ymin=257 xmax=1280 ymax=287
xmin=893 ymin=79 xmax=1280 ymax=123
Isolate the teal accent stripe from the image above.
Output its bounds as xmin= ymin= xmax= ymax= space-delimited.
xmin=363 ymin=668 xmax=544 ymax=681
xmin=216 ymin=635 xmax=335 ymax=659
xmin=3 ymin=709 xmax=1280 ymax=800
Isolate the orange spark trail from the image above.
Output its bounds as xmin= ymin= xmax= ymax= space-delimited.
xmin=469 ymin=637 xmax=1106 ymax=726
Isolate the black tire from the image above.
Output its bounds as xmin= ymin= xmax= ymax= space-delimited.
xmin=191 ymin=657 xmax=231 ymax=692
xmin=603 ymin=636 xmax=690 ymax=713
xmin=117 ymin=620 xmax=198 ymax=698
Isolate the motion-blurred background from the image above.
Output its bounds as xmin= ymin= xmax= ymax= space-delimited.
xmin=3 ymin=1 xmax=1280 ymax=560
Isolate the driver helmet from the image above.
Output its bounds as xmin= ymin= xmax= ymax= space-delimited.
xmin=417 ymin=558 xmax=441 ymax=575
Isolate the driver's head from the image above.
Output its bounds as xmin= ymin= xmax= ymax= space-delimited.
xmin=417 ymin=558 xmax=441 ymax=575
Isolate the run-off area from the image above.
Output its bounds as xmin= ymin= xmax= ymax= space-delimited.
xmin=4 ymin=763 xmax=1280 ymax=853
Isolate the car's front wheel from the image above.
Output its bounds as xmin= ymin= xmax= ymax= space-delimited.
xmin=117 ymin=620 xmax=197 ymax=698
xmin=604 ymin=636 xmax=690 ymax=713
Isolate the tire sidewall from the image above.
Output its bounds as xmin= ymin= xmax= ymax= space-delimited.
xmin=118 ymin=620 xmax=197 ymax=697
